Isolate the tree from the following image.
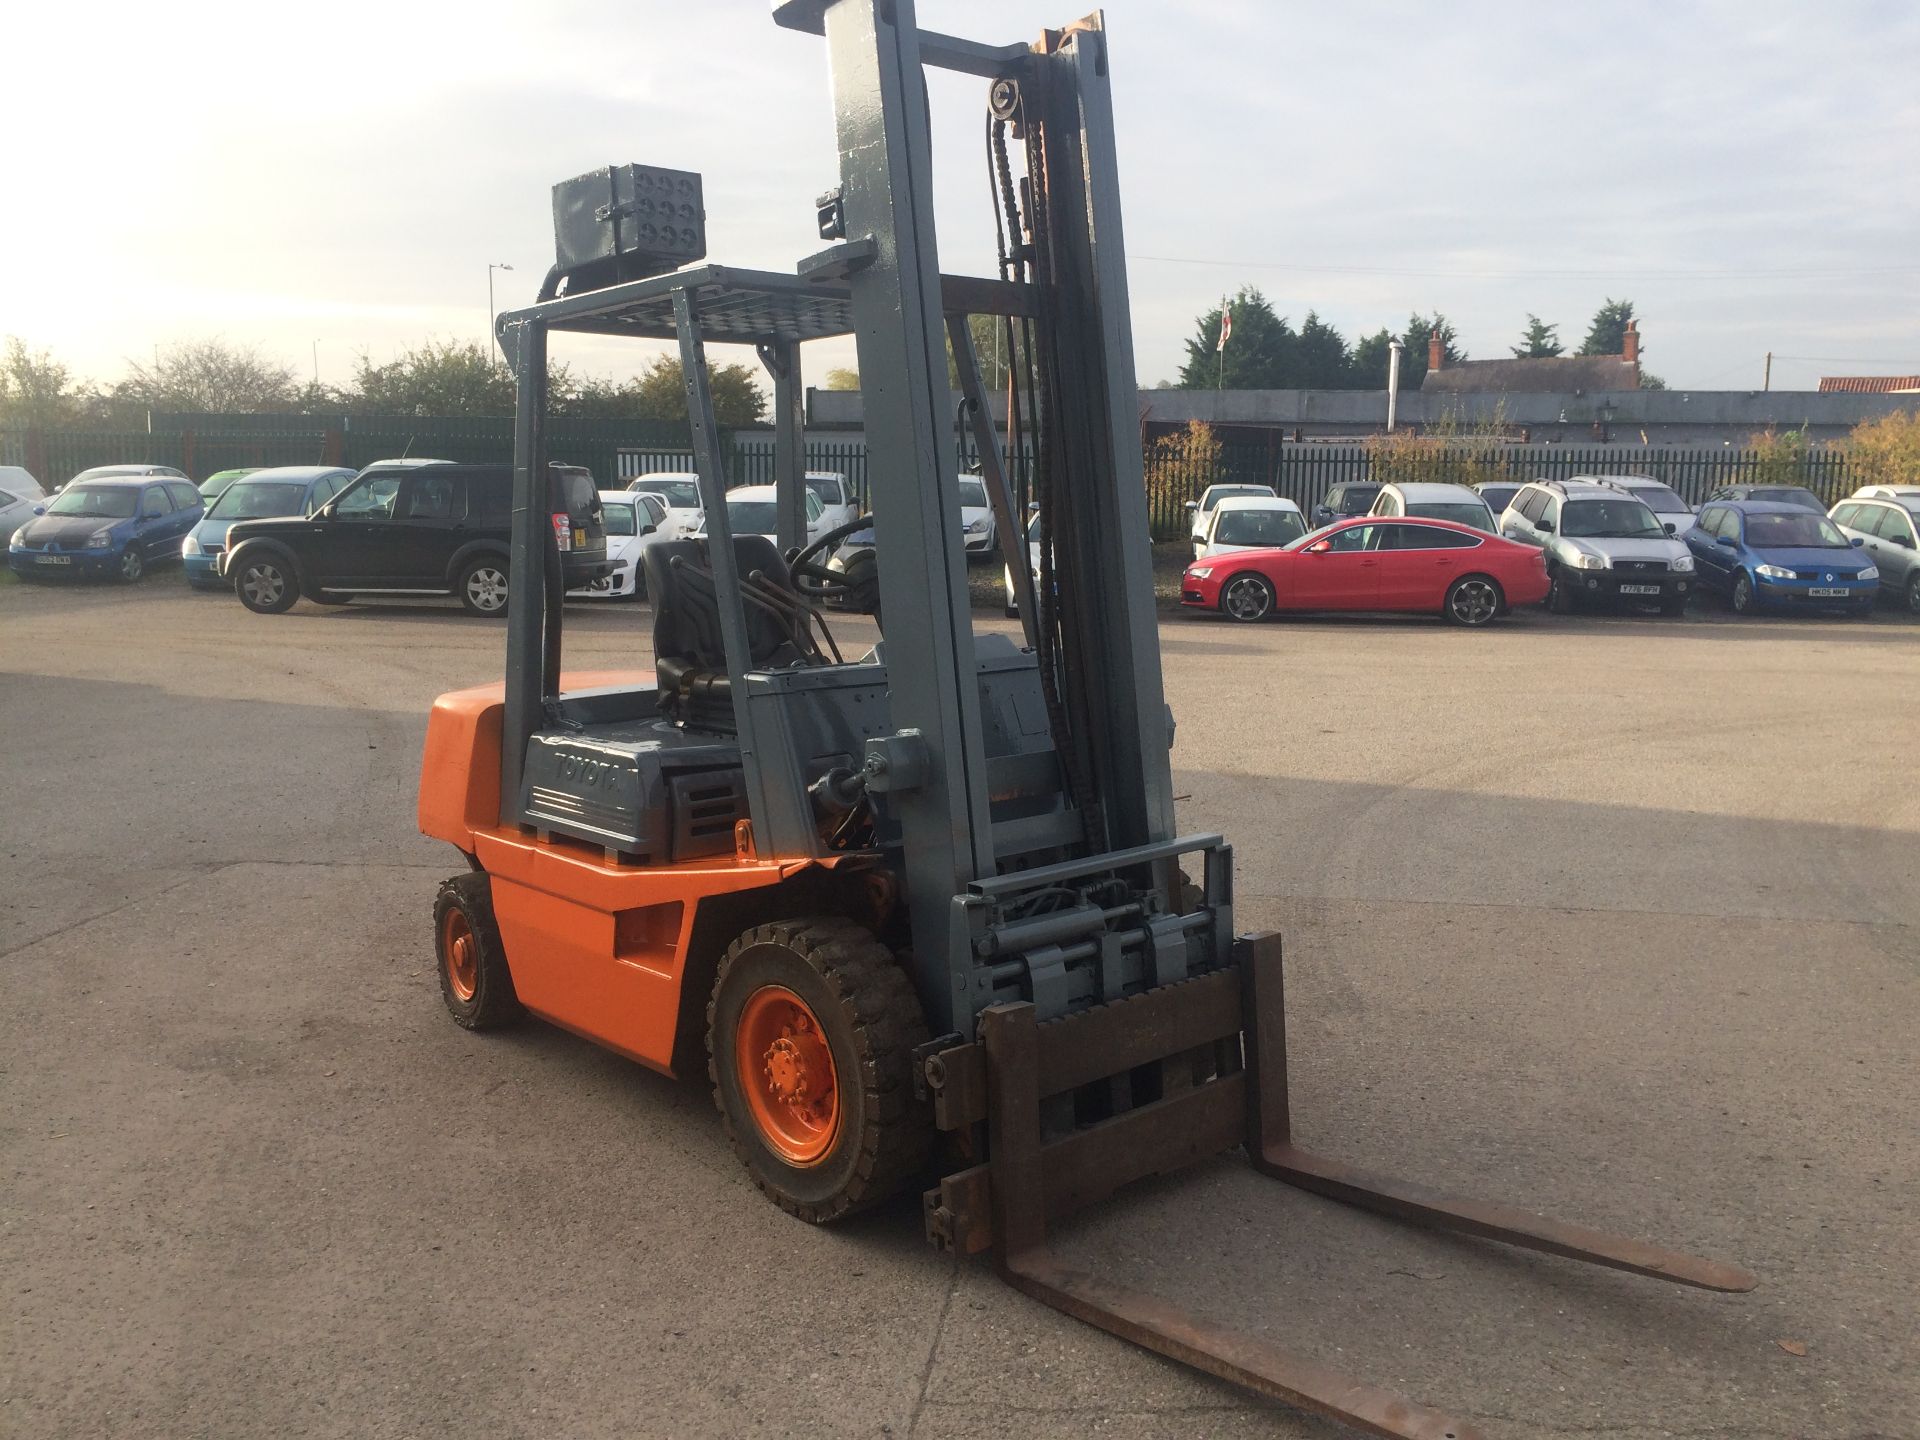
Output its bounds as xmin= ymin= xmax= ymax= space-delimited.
xmin=1578 ymin=298 xmax=1636 ymax=357
xmin=822 ymin=367 xmax=860 ymax=391
xmin=946 ymin=313 xmax=1028 ymax=391
xmin=118 ymin=338 xmax=298 ymax=413
xmin=348 ymin=339 xmax=516 ymax=415
xmin=1848 ymin=409 xmax=1920 ymax=488
xmin=1294 ymin=311 xmax=1350 ymax=389
xmin=0 ymin=337 xmax=88 ymax=429
xmin=1400 ymin=313 xmax=1464 ymax=388
xmin=1511 ymin=315 xmax=1564 ymax=359
xmin=1177 ymin=287 xmax=1295 ymax=389
xmin=628 ymin=354 xmax=767 ymax=428
xmin=1747 ymin=427 xmax=1813 ymax=487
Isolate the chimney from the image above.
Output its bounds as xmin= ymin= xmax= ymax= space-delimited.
xmin=1428 ymin=331 xmax=1444 ymax=372
xmin=1622 ymin=320 xmax=1640 ymax=365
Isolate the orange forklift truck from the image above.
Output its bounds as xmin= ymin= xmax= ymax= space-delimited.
xmin=417 ymin=5 xmax=1754 ymax=1434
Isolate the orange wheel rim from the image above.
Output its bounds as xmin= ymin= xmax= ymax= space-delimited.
xmin=736 ymin=985 xmax=840 ymax=1165
xmin=442 ymin=909 xmax=478 ymax=1002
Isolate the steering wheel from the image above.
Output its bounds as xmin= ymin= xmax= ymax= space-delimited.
xmin=787 ymin=514 xmax=877 ymax=608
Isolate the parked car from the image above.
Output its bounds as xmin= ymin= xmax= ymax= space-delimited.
xmin=1687 ymin=501 xmax=1877 ymax=616
xmin=694 ymin=484 xmax=827 ymax=547
xmin=1310 ymin=480 xmax=1383 ymax=526
xmin=625 ymin=472 xmax=704 ymax=538
xmin=1186 ymin=482 xmax=1277 ymax=550
xmin=1498 ymin=479 xmax=1696 ymax=615
xmin=1003 ymin=510 xmax=1043 ymax=617
xmin=1704 ymin=483 xmax=1827 ymax=512
xmin=219 ymin=461 xmax=607 ymax=616
xmin=956 ymin=475 xmax=997 ymax=555
xmin=1587 ymin=474 xmax=1697 ymax=536
xmin=197 ymin=467 xmax=258 ymax=504
xmin=569 ymin=490 xmax=665 ymax=599
xmin=806 ymin=471 xmax=860 ymax=532
xmin=66 ymin=463 xmax=190 ymax=487
xmin=182 ymin=466 xmax=356 ymax=590
xmin=0 ymin=465 xmax=48 ymax=545
xmin=1193 ymin=494 xmax=1305 ymax=561
xmin=1368 ymin=481 xmax=1497 ymax=533
xmin=1181 ymin=516 xmax=1548 ymax=626
xmin=1474 ymin=481 xmax=1523 ymax=518
xmin=8 ymin=475 xmax=203 ymax=582
xmin=1830 ymin=495 xmax=1920 ymax=613
xmin=1849 ymin=484 xmax=1920 ymax=503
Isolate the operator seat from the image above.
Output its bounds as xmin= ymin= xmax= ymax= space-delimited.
xmin=644 ymin=537 xmax=810 ymax=731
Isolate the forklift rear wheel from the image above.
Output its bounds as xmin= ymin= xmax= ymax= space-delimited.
xmin=708 ymin=917 xmax=932 ymax=1223
xmin=433 ymin=873 xmax=523 ymax=1029
xmin=458 ymin=557 xmax=511 ymax=617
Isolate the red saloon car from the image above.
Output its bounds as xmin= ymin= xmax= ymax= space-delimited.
xmin=1181 ymin=516 xmax=1550 ymax=626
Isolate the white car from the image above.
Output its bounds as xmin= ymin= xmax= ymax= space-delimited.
xmin=1185 ymin=482 xmax=1276 ymax=552
xmin=695 ymin=484 xmax=827 ymax=547
xmin=957 ymin=476 xmax=997 ymax=555
xmin=807 ymin=471 xmax=860 ymax=532
xmin=1369 ymin=481 xmax=1497 ymax=533
xmin=1194 ymin=494 xmax=1305 ymax=560
xmin=0 ymin=465 xmax=48 ymax=545
xmin=1851 ymin=484 xmax=1920 ymax=501
xmin=625 ymin=472 xmax=704 ymax=540
xmin=1586 ymin=474 xmax=1697 ymax=536
xmin=568 ymin=490 xmax=667 ymax=600
xmin=1003 ymin=511 xmax=1043 ymax=617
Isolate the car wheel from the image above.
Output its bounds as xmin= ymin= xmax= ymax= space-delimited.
xmin=1443 ymin=574 xmax=1503 ymax=627
xmin=1732 ymin=572 xmax=1757 ymax=615
xmin=1659 ymin=596 xmax=1687 ymax=617
xmin=458 ymin=557 xmax=510 ymax=617
xmin=1907 ymin=575 xmax=1920 ymax=616
xmin=234 ymin=552 xmax=299 ymax=614
xmin=1219 ymin=573 xmax=1274 ymax=622
xmin=434 ymin=873 xmax=523 ymax=1030
xmin=117 ymin=548 xmax=144 ymax=583
xmin=1546 ymin=569 xmax=1575 ymax=614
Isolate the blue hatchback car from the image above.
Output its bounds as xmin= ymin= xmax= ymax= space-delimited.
xmin=1687 ymin=499 xmax=1878 ymax=616
xmin=182 ymin=465 xmax=357 ymax=589
xmin=8 ymin=474 xmax=204 ymax=583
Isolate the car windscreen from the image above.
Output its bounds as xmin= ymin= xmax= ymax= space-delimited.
xmin=805 ymin=476 xmax=844 ymax=504
xmin=47 ymin=484 xmax=138 ymax=518
xmin=726 ymin=500 xmax=777 ymax=534
xmin=1560 ymin=499 xmax=1665 ymax=538
xmin=1201 ymin=486 xmax=1269 ymax=512
xmin=1338 ymin=486 xmax=1380 ymax=513
xmin=1744 ymin=512 xmax=1848 ymax=549
xmin=1479 ymin=487 xmax=1519 ymax=510
xmin=1627 ymin=484 xmax=1689 ymax=513
xmin=638 ymin=479 xmax=701 ymax=507
xmin=554 ymin=468 xmax=598 ymax=518
xmin=1214 ymin=509 xmax=1304 ymax=547
xmin=1407 ymin=501 xmax=1495 ymax=531
xmin=957 ymin=480 xmax=988 ymax=509
xmin=1754 ymin=487 xmax=1826 ymax=511
xmin=208 ymin=481 xmax=310 ymax=520
xmin=602 ymin=502 xmax=637 ymax=537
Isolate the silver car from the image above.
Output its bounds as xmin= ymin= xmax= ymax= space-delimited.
xmin=1499 ymin=479 xmax=1696 ymax=615
xmin=1830 ymin=495 xmax=1920 ymax=613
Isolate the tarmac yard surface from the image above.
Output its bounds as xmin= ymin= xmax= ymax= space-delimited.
xmin=3 ymin=581 xmax=1916 ymax=1439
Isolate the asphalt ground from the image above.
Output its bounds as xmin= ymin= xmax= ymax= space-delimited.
xmin=2 ymin=571 xmax=1916 ymax=1439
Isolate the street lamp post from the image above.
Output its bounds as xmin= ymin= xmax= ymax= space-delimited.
xmin=488 ymin=263 xmax=515 ymax=362
xmin=1386 ymin=338 xmax=1405 ymax=433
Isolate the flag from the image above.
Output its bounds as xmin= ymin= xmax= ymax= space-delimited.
xmin=1216 ymin=302 xmax=1233 ymax=352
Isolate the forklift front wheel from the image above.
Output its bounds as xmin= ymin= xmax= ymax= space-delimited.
xmin=433 ymin=873 xmax=523 ymax=1029
xmin=708 ymin=918 xmax=932 ymax=1224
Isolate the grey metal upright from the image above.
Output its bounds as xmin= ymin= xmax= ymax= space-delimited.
xmin=500 ymin=316 xmax=548 ymax=821
xmin=812 ymin=0 xmax=998 ymax=988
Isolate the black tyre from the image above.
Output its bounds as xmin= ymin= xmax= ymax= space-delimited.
xmin=1659 ymin=594 xmax=1688 ymax=617
xmin=433 ymin=872 xmax=523 ymax=1030
xmin=1546 ymin=568 xmax=1575 ymax=615
xmin=458 ymin=555 xmax=510 ymax=617
xmin=1443 ymin=574 xmax=1503 ymax=627
xmin=1732 ymin=572 xmax=1757 ymax=615
xmin=118 ymin=548 xmax=145 ymax=584
xmin=1907 ymin=575 xmax=1920 ymax=616
xmin=233 ymin=550 xmax=299 ymax=613
xmin=707 ymin=917 xmax=932 ymax=1224
xmin=1219 ymin=572 xmax=1275 ymax=622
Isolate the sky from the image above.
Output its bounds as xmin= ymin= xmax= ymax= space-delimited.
xmin=3 ymin=0 xmax=1918 ymax=397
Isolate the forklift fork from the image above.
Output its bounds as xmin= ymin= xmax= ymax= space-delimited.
xmin=922 ymin=933 xmax=1755 ymax=1439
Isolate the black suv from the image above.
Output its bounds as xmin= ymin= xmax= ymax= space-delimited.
xmin=1311 ymin=481 xmax=1383 ymax=526
xmin=221 ymin=462 xmax=607 ymax=616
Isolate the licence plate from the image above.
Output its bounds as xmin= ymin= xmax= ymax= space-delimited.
xmin=1808 ymin=587 xmax=1848 ymax=598
xmin=34 ymin=554 xmax=71 ymax=566
xmin=1619 ymin=583 xmax=1660 ymax=595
